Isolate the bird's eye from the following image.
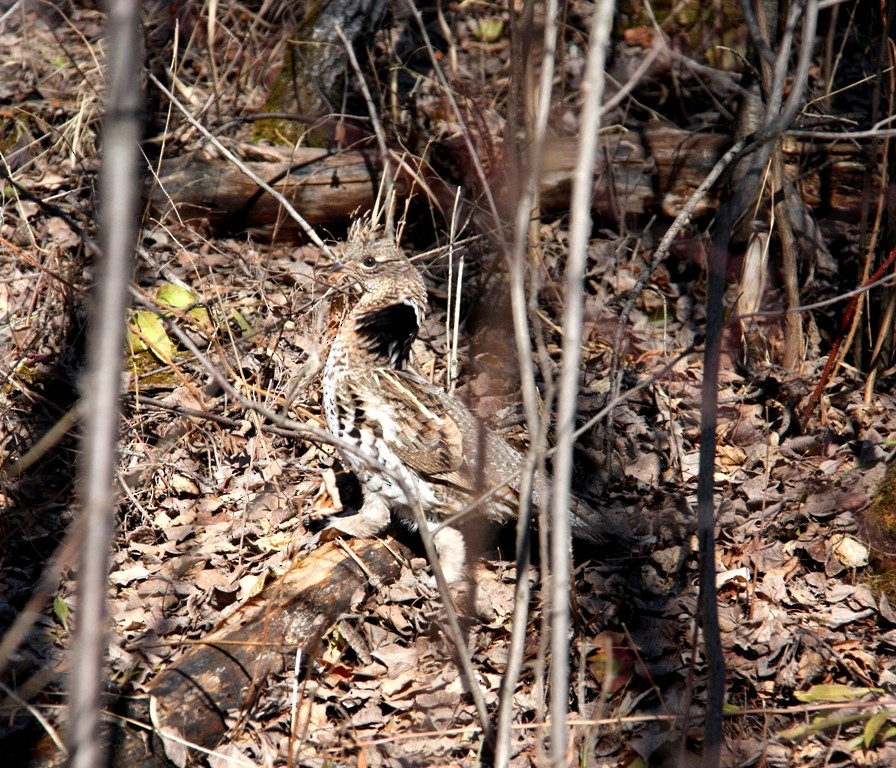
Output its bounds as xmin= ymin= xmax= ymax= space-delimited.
xmin=362 ymin=256 xmax=376 ymax=268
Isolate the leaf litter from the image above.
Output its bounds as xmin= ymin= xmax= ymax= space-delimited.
xmin=1 ymin=3 xmax=895 ymax=767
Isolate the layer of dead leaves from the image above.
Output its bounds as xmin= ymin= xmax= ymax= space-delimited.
xmin=2 ymin=3 xmax=896 ymax=767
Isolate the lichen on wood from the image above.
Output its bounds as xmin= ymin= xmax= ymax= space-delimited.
xmin=254 ymin=0 xmax=388 ymax=147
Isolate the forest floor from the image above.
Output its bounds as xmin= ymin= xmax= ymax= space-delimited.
xmin=2 ymin=2 xmax=896 ymax=767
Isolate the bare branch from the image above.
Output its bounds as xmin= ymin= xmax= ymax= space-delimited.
xmin=549 ymin=2 xmax=614 ymax=765
xmin=334 ymin=23 xmax=396 ymax=234
xmin=496 ymin=0 xmax=561 ymax=760
xmin=67 ymin=1 xmax=142 ymax=765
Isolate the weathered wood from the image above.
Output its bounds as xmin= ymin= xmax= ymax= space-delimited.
xmin=642 ymin=126 xmax=730 ymax=218
xmin=147 ymin=537 xmax=403 ymax=765
xmin=149 ymin=125 xmax=879 ymax=241
xmin=643 ymin=125 xmax=880 ymax=223
xmin=22 ymin=538 xmax=406 ymax=768
xmin=149 ymin=146 xmax=389 ymax=241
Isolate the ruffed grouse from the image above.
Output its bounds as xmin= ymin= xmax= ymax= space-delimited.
xmin=322 ymin=236 xmax=602 ymax=582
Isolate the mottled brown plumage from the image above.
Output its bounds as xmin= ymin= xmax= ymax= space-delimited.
xmin=322 ymin=232 xmax=602 ymax=581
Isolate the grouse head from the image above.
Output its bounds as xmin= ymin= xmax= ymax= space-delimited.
xmin=331 ymin=237 xmax=428 ymax=369
xmin=336 ymin=239 xmax=427 ymax=307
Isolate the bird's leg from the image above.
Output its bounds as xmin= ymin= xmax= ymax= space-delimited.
xmin=429 ymin=522 xmax=466 ymax=583
xmin=327 ymin=492 xmax=391 ymax=538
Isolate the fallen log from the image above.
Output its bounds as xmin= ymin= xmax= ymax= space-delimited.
xmin=148 ymin=146 xmax=390 ymax=242
xmin=149 ymin=124 xmax=879 ymax=242
xmin=22 ymin=537 xmax=407 ymax=768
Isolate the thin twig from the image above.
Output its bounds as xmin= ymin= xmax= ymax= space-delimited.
xmin=446 ymin=187 xmax=465 ymax=392
xmin=739 ymin=0 xmax=776 ymax=65
xmin=334 ymin=23 xmax=395 ymax=235
xmin=0 ymin=682 xmax=67 ymax=756
xmin=495 ymin=0 xmax=559 ymax=762
xmin=763 ymin=2 xmax=819 ymax=138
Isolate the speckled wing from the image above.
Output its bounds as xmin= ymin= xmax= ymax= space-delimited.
xmin=374 ymin=370 xmax=471 ymax=479
xmin=381 ymin=372 xmax=610 ymax=538
xmin=377 ymin=369 xmax=527 ymax=501
xmin=338 ymin=368 xmax=470 ymax=485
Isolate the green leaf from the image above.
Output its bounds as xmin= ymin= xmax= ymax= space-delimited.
xmin=230 ymin=309 xmax=252 ymax=335
xmin=129 ymin=310 xmax=175 ymax=362
xmin=157 ymin=283 xmax=213 ymax=330
xmin=157 ymin=282 xmax=197 ymax=310
xmin=474 ymin=18 xmax=504 ymax=43
xmin=188 ymin=306 xmax=213 ymax=330
xmin=53 ymin=596 xmax=69 ymax=631
xmin=794 ymin=684 xmax=882 ymax=703
xmin=864 ymin=711 xmax=891 ymax=748
xmin=780 ymin=713 xmax=867 ymax=742
xmin=126 ymin=322 xmax=147 ymax=353
xmin=779 ymin=714 xmax=833 ymax=742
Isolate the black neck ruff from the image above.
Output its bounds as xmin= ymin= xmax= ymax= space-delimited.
xmin=355 ymin=302 xmax=420 ymax=368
